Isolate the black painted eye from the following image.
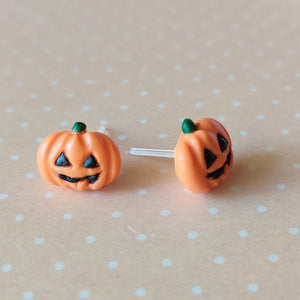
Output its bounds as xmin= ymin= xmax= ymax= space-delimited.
xmin=83 ymin=154 xmax=99 ymax=168
xmin=217 ymin=134 xmax=228 ymax=152
xmin=55 ymin=152 xmax=71 ymax=166
xmin=204 ymin=148 xmax=217 ymax=169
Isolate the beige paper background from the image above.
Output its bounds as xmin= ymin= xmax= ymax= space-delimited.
xmin=0 ymin=0 xmax=300 ymax=299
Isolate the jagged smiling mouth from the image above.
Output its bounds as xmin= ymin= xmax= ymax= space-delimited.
xmin=57 ymin=173 xmax=100 ymax=184
xmin=206 ymin=150 xmax=231 ymax=180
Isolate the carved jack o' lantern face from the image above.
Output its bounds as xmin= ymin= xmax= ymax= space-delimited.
xmin=174 ymin=118 xmax=233 ymax=194
xmin=37 ymin=122 xmax=121 ymax=191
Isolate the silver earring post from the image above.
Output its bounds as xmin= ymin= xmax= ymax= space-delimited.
xmin=128 ymin=148 xmax=174 ymax=158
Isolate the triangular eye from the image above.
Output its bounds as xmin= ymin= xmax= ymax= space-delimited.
xmin=55 ymin=152 xmax=71 ymax=166
xmin=204 ymin=148 xmax=217 ymax=169
xmin=217 ymin=134 xmax=228 ymax=152
xmin=83 ymin=154 xmax=99 ymax=168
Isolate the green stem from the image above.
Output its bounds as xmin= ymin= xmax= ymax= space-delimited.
xmin=182 ymin=119 xmax=197 ymax=133
xmin=72 ymin=122 xmax=86 ymax=133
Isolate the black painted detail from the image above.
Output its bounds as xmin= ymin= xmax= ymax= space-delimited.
xmin=206 ymin=150 xmax=232 ymax=180
xmin=55 ymin=152 xmax=71 ymax=166
xmin=83 ymin=154 xmax=99 ymax=168
xmin=204 ymin=148 xmax=217 ymax=169
xmin=217 ymin=134 xmax=228 ymax=152
xmin=57 ymin=173 xmax=100 ymax=184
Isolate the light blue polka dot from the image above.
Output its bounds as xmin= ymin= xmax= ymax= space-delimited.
xmin=187 ymin=232 xmax=198 ymax=239
xmin=218 ymin=116 xmax=226 ymax=122
xmin=293 ymin=163 xmax=300 ymax=169
xmin=30 ymin=93 xmax=38 ymax=99
xmin=284 ymin=85 xmax=291 ymax=91
xmin=0 ymin=138 xmax=2 ymax=143
xmin=118 ymin=135 xmax=126 ymax=140
xmin=193 ymin=77 xmax=200 ymax=81
xmin=60 ymin=121 xmax=68 ymax=126
xmin=240 ymin=131 xmax=248 ymax=136
xmin=228 ymin=74 xmax=235 ymax=80
xmin=67 ymin=93 xmax=73 ymax=98
xmin=108 ymin=261 xmax=119 ymax=269
xmin=157 ymin=77 xmax=164 ymax=83
xmin=208 ymin=208 xmax=218 ymax=214
xmin=268 ymin=254 xmax=279 ymax=263
xmin=15 ymin=214 xmax=24 ymax=222
xmin=175 ymin=65 xmax=181 ymax=70
xmin=249 ymin=87 xmax=257 ymax=92
xmin=177 ymin=90 xmax=184 ymax=95
xmin=35 ymin=238 xmax=44 ymax=245
xmin=55 ymin=262 xmax=65 ymax=270
xmin=158 ymin=133 xmax=167 ymax=139
xmin=112 ymin=211 xmax=121 ymax=218
xmin=107 ymin=67 xmax=113 ymax=72
xmin=140 ymin=91 xmax=148 ymax=96
xmin=26 ymin=173 xmax=34 ymax=179
xmin=82 ymin=106 xmax=90 ymax=111
xmin=101 ymin=120 xmax=108 ymax=125
xmin=157 ymin=104 xmax=165 ymax=109
xmin=122 ymin=79 xmax=128 ymax=84
xmin=79 ymin=290 xmax=90 ymax=299
xmin=64 ymin=213 xmax=72 ymax=220
xmin=233 ymin=101 xmax=241 ymax=106
xmin=139 ymin=119 xmax=147 ymax=124
xmin=104 ymin=92 xmax=111 ymax=97
xmin=281 ymin=129 xmax=289 ymax=135
xmin=160 ymin=209 xmax=170 ymax=216
xmin=248 ymin=283 xmax=258 ymax=292
xmin=238 ymin=230 xmax=248 ymax=238
xmin=295 ymin=113 xmax=300 ymax=118
xmin=136 ymin=234 xmax=147 ymax=241
xmin=44 ymin=106 xmax=51 ymax=112
xmin=272 ymin=100 xmax=279 ymax=104
xmin=213 ymin=89 xmax=220 ymax=94
xmin=36 ymin=137 xmax=43 ymax=143
xmin=6 ymin=107 xmax=14 ymax=113
xmin=50 ymin=80 xmax=58 ymax=86
xmin=159 ymin=167 xmax=168 ymax=174
xmin=230 ymin=185 xmax=240 ymax=192
xmin=277 ymin=183 xmax=285 ymax=190
xmin=23 ymin=291 xmax=34 ymax=300
xmin=267 ymin=146 xmax=274 ymax=152
xmin=192 ymin=286 xmax=202 ymax=295
xmin=195 ymin=102 xmax=203 ymax=108
xmin=120 ymin=105 xmax=128 ymax=110
xmin=86 ymin=236 xmax=96 ymax=244
xmin=138 ymin=189 xmax=147 ymax=195
xmin=135 ymin=288 xmax=146 ymax=297
xmin=257 ymin=115 xmax=264 ymax=120
xmin=86 ymin=79 xmax=93 ymax=85
xmin=2 ymin=264 xmax=12 ymax=272
xmin=214 ymin=256 xmax=225 ymax=264
xmin=21 ymin=122 xmax=29 ymax=127
xmin=289 ymin=228 xmax=299 ymax=235
xmin=0 ymin=193 xmax=8 ymax=200
xmin=161 ymin=258 xmax=172 ymax=267
xmin=45 ymin=192 xmax=54 ymax=198
xmin=257 ymin=206 xmax=267 ymax=213
xmin=10 ymin=155 xmax=19 ymax=161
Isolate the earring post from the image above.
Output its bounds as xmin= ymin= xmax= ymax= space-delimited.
xmin=128 ymin=148 xmax=175 ymax=158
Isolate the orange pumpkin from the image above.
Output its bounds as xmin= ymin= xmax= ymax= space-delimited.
xmin=37 ymin=122 xmax=121 ymax=191
xmin=174 ymin=118 xmax=233 ymax=194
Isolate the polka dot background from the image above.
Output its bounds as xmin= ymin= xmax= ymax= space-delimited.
xmin=0 ymin=0 xmax=299 ymax=299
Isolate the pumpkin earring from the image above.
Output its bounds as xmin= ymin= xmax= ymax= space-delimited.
xmin=37 ymin=122 xmax=121 ymax=191
xmin=129 ymin=118 xmax=233 ymax=194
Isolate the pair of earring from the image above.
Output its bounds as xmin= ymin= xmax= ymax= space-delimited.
xmin=37 ymin=118 xmax=233 ymax=194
